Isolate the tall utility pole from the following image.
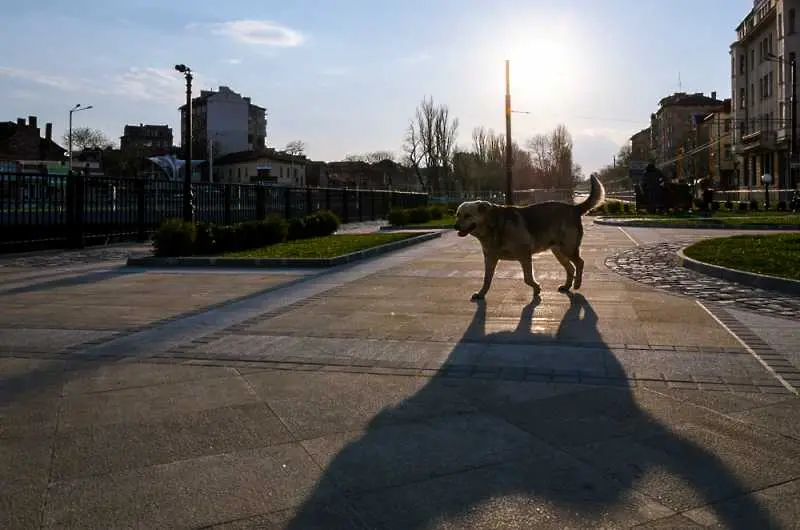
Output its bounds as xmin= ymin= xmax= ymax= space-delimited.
xmin=504 ymin=60 xmax=513 ymax=205
xmin=68 ymin=104 xmax=93 ymax=172
xmin=791 ymin=55 xmax=797 ymax=189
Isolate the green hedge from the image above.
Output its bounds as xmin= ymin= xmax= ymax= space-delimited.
xmin=152 ymin=210 xmax=341 ymax=257
xmin=387 ymin=204 xmax=453 ymax=226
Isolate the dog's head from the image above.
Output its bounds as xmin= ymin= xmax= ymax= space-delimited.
xmin=454 ymin=200 xmax=492 ymax=238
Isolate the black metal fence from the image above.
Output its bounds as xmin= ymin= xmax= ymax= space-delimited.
xmin=0 ymin=172 xmax=428 ymax=253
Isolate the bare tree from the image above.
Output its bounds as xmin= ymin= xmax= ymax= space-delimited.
xmin=345 ymin=151 xmax=397 ymax=164
xmin=402 ymin=96 xmax=459 ymax=194
xmin=524 ymin=124 xmax=576 ymax=190
xmin=284 ymin=140 xmax=306 ymax=157
xmin=62 ymin=127 xmax=113 ymax=152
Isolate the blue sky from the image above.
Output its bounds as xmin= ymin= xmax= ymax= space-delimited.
xmin=1 ymin=0 xmax=753 ymax=175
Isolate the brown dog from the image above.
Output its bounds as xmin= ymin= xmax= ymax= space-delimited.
xmin=454 ymin=175 xmax=605 ymax=300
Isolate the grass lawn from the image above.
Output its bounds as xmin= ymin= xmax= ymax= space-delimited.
xmin=684 ymin=233 xmax=800 ymax=281
xmin=223 ymin=232 xmax=419 ymax=259
xmin=603 ymin=213 xmax=800 ymax=226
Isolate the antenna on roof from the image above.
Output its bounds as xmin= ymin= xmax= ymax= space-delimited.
xmin=678 ymin=72 xmax=683 ymax=92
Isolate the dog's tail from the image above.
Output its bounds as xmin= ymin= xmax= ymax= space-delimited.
xmin=576 ymin=174 xmax=605 ymax=215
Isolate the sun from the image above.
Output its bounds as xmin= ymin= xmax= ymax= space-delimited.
xmin=505 ymin=33 xmax=582 ymax=104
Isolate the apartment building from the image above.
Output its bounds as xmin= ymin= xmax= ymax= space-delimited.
xmin=730 ymin=0 xmax=800 ymax=188
xmin=119 ymin=124 xmax=173 ymax=156
xmin=629 ymin=127 xmax=651 ymax=162
xmin=650 ymin=92 xmax=727 ymax=180
xmin=178 ymin=86 xmax=267 ymax=161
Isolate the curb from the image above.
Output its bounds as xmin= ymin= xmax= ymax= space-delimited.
xmin=379 ymin=225 xmax=452 ymax=232
xmin=594 ymin=218 xmax=800 ymax=231
xmin=677 ymin=247 xmax=800 ymax=296
xmin=125 ymin=231 xmax=442 ymax=269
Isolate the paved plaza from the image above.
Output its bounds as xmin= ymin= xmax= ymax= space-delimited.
xmin=1 ymin=223 xmax=799 ymax=529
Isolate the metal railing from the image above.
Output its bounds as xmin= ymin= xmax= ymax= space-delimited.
xmin=712 ymin=188 xmax=797 ymax=205
xmin=0 ymin=172 xmax=428 ymax=253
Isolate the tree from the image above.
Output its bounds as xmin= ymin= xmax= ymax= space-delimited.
xmin=524 ymin=124 xmax=576 ymax=190
xmin=284 ymin=140 xmax=306 ymax=157
xmin=596 ymin=144 xmax=635 ymax=192
xmin=63 ymin=127 xmax=112 ymax=152
xmin=401 ymin=96 xmax=459 ymax=193
xmin=344 ymin=151 xmax=397 ymax=164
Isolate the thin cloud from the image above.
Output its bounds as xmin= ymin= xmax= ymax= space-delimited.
xmin=0 ymin=66 xmax=82 ymax=91
xmin=195 ymin=20 xmax=304 ymax=47
xmin=225 ymin=58 xmax=242 ymax=65
xmin=399 ymin=53 xmax=431 ymax=64
xmin=0 ymin=64 xmax=214 ymax=106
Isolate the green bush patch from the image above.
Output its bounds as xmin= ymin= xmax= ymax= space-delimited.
xmin=684 ymin=234 xmax=800 ymax=281
xmin=612 ymin=214 xmax=800 ymax=227
xmin=224 ymin=232 xmax=417 ymax=259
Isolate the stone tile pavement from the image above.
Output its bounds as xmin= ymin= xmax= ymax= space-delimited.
xmin=1 ymin=224 xmax=799 ymax=529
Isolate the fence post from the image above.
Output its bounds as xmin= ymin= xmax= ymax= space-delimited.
xmin=342 ymin=189 xmax=349 ymax=223
xmin=284 ymin=187 xmax=292 ymax=219
xmin=136 ymin=178 xmax=147 ymax=241
xmin=357 ymin=190 xmax=364 ymax=221
xmin=306 ymin=187 xmax=313 ymax=216
xmin=223 ymin=184 xmax=232 ymax=226
xmin=256 ymin=185 xmax=266 ymax=221
xmin=66 ymin=171 xmax=85 ymax=249
xmin=325 ymin=187 xmax=331 ymax=211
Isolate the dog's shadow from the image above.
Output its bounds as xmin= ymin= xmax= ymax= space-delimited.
xmin=286 ymin=293 xmax=780 ymax=529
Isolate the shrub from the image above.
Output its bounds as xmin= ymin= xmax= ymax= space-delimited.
xmin=387 ymin=208 xmax=409 ymax=226
xmin=749 ymin=199 xmax=759 ymax=211
xmin=406 ymin=206 xmax=432 ymax=224
xmin=429 ymin=205 xmax=445 ymax=220
xmin=738 ymin=201 xmax=749 ymax=212
xmin=315 ymin=210 xmax=341 ymax=236
xmin=287 ymin=217 xmax=307 ymax=240
xmin=194 ymin=222 xmax=216 ymax=255
xmin=724 ymin=200 xmax=734 ymax=210
xmin=606 ymin=200 xmax=623 ymax=215
xmin=692 ymin=197 xmax=704 ymax=210
xmin=152 ymin=218 xmax=197 ymax=257
xmin=213 ymin=225 xmax=242 ymax=252
xmin=711 ymin=201 xmax=721 ymax=212
xmin=257 ymin=215 xmax=289 ymax=245
xmin=622 ymin=202 xmax=631 ymax=214
xmin=778 ymin=200 xmax=788 ymax=211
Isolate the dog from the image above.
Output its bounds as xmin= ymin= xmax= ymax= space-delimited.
xmin=454 ymin=175 xmax=605 ymax=300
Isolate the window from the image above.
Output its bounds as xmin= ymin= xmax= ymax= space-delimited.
xmin=791 ymin=9 xmax=797 ymax=34
xmin=724 ymin=144 xmax=732 ymax=161
xmin=751 ymin=49 xmax=756 ymax=70
xmin=751 ymin=82 xmax=755 ymax=105
xmin=740 ymin=87 xmax=747 ymax=108
xmin=724 ymin=118 xmax=730 ymax=132
xmin=768 ymin=71 xmax=774 ymax=97
xmin=779 ymin=55 xmax=784 ymax=83
xmin=740 ymin=54 xmax=746 ymax=74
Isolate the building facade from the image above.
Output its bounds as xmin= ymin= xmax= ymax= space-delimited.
xmin=119 ymin=124 xmax=173 ymax=156
xmin=730 ymin=0 xmax=800 ymax=188
xmin=213 ymin=149 xmax=307 ymax=186
xmin=650 ymin=92 xmax=727 ymax=180
xmin=629 ymin=127 xmax=652 ymax=162
xmin=0 ymin=116 xmax=65 ymax=166
xmin=178 ymin=86 xmax=267 ymax=161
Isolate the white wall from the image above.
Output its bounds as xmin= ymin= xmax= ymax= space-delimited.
xmin=206 ymin=88 xmax=249 ymax=157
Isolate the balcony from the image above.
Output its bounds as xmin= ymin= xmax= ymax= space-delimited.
xmin=733 ymin=129 xmax=777 ymax=153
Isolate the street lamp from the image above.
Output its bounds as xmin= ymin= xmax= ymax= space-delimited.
xmin=175 ymin=63 xmax=194 ymax=222
xmin=68 ymin=103 xmax=93 ymax=172
xmin=766 ymin=53 xmax=796 ymax=189
xmin=761 ymin=173 xmax=773 ymax=209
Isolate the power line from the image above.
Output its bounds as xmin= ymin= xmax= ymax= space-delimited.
xmin=510 ymin=110 xmax=648 ymax=124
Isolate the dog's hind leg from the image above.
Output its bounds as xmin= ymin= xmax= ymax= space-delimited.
xmin=519 ymin=255 xmax=542 ymax=299
xmin=569 ymin=249 xmax=585 ymax=289
xmin=551 ymin=248 xmax=576 ymax=292
xmin=473 ymin=254 xmax=499 ymax=300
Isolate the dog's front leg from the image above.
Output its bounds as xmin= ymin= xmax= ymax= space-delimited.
xmin=472 ymin=254 xmax=499 ymax=300
xmin=519 ymin=255 xmax=542 ymax=299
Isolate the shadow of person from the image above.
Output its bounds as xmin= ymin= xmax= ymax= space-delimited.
xmin=285 ymin=293 xmax=782 ymax=529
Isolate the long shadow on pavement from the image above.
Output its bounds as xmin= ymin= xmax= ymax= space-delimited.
xmin=286 ymin=293 xmax=782 ymax=529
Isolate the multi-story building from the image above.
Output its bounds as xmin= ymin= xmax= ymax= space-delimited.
xmin=178 ymin=86 xmax=267 ymax=161
xmin=119 ymin=124 xmax=173 ymax=156
xmin=730 ymin=0 xmax=800 ymax=188
xmin=0 ymin=116 xmax=65 ymax=167
xmin=629 ymin=127 xmax=651 ymax=162
xmin=650 ymin=92 xmax=727 ymax=180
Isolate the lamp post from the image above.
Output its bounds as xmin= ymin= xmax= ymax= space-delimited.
xmin=504 ymin=60 xmax=513 ymax=205
xmin=761 ymin=173 xmax=772 ymax=209
xmin=175 ymin=63 xmax=193 ymax=222
xmin=767 ymin=53 xmax=796 ymax=188
xmin=68 ymin=104 xmax=93 ymax=172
